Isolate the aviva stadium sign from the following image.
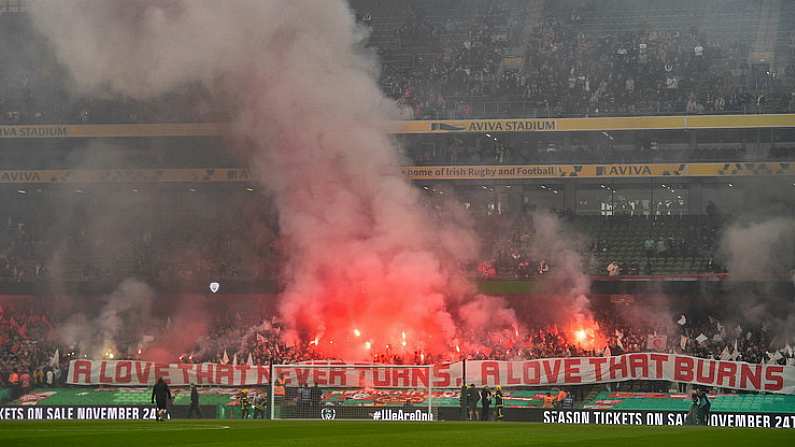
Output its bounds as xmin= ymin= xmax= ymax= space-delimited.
xmin=1 ymin=114 xmax=794 ymax=138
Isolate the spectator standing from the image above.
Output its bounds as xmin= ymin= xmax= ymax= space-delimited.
xmin=542 ymin=392 xmax=555 ymax=409
xmin=607 ymin=261 xmax=621 ymax=276
xmin=19 ymin=370 xmax=31 ymax=391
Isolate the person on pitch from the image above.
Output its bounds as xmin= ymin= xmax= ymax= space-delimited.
xmin=238 ymin=389 xmax=251 ymax=419
xmin=151 ymin=377 xmax=172 ymax=421
xmin=467 ymin=384 xmax=479 ymax=420
xmin=188 ymin=383 xmax=202 ymax=418
xmin=253 ymin=391 xmax=268 ymax=419
xmin=696 ymin=388 xmax=711 ymax=425
xmin=459 ymin=384 xmax=468 ymax=420
xmin=685 ymin=392 xmax=699 ymax=425
xmin=494 ymin=385 xmax=504 ymax=421
xmin=479 ymin=386 xmax=492 ymax=421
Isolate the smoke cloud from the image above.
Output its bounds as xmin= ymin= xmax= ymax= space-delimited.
xmin=718 ymin=216 xmax=795 ymax=343
xmin=523 ymin=211 xmax=595 ymax=331
xmin=720 ymin=218 xmax=795 ymax=282
xmin=29 ymin=0 xmax=519 ymax=360
xmin=57 ymin=278 xmax=154 ymax=358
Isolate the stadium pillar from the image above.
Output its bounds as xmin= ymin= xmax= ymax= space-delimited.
xmin=269 ymin=361 xmax=274 ymax=420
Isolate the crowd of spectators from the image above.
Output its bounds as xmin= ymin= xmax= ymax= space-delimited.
xmin=381 ymin=2 xmax=514 ymax=120
xmin=0 ymin=217 xmax=46 ymax=283
xmin=376 ymin=2 xmax=795 ymax=119
xmin=0 ymin=302 xmax=63 ymax=399
xmin=2 ymin=292 xmax=793 ymax=403
xmin=402 ymin=132 xmax=767 ymax=166
xmin=472 ymin=211 xmax=726 ymax=279
xmin=0 ymin=191 xmax=279 ymax=287
xmin=0 ymin=2 xmax=793 ymax=124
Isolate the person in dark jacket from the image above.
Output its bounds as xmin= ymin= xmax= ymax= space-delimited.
xmin=480 ymin=386 xmax=492 ymax=421
xmin=467 ymin=384 xmax=479 ymax=420
xmin=685 ymin=392 xmax=699 ymax=425
xmin=310 ymin=384 xmax=322 ymax=415
xmin=696 ymin=388 xmax=711 ymax=425
xmin=151 ymin=377 xmax=172 ymax=421
xmin=188 ymin=384 xmax=202 ymax=418
xmin=459 ymin=384 xmax=468 ymax=420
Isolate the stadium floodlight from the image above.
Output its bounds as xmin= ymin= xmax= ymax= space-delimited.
xmin=269 ymin=363 xmax=434 ymax=421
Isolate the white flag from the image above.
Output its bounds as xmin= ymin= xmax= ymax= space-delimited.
xmin=246 ymin=353 xmax=255 ymax=367
xmin=677 ymin=315 xmax=687 ymax=326
xmin=772 ymin=351 xmax=784 ymax=362
xmin=221 ymin=350 xmax=230 ymax=365
xmin=695 ymin=333 xmax=708 ymax=344
xmin=720 ymin=347 xmax=731 ymax=360
xmin=232 ymin=353 xmax=238 ymax=367
xmin=49 ymin=349 xmax=60 ymax=367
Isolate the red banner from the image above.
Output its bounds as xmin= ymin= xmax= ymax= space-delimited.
xmin=66 ymin=353 xmax=795 ymax=394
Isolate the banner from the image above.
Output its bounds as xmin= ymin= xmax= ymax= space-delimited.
xmin=539 ymin=410 xmax=795 ymax=428
xmin=0 ymin=162 xmax=790 ymax=184
xmin=0 ymin=406 xmax=157 ymax=421
xmin=397 ymin=114 xmax=795 ymax=134
xmin=1 ymin=114 xmax=793 ymax=139
xmin=0 ymin=123 xmax=221 ymax=139
xmin=401 ymin=162 xmax=795 ymax=180
xmin=0 ymin=405 xmax=217 ymax=421
xmin=67 ymin=353 xmax=795 ymax=394
xmin=0 ymin=168 xmax=252 ymax=184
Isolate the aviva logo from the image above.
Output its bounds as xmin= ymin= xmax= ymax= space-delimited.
xmin=430 ymin=122 xmax=466 ymax=131
xmin=596 ymin=165 xmax=654 ymax=176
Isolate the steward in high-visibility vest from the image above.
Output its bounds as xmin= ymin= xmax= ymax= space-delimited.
xmin=494 ymin=385 xmax=504 ymax=421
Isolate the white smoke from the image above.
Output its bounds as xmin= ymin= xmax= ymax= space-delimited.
xmin=718 ymin=217 xmax=795 ymax=343
xmin=720 ymin=218 xmax=795 ymax=281
xmin=29 ymin=0 xmax=518 ymax=359
xmin=57 ymin=278 xmax=155 ymax=358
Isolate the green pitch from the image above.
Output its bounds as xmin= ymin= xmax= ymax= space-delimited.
xmin=1 ymin=420 xmax=793 ymax=447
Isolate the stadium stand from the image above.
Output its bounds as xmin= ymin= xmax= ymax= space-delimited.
xmin=586 ymin=390 xmax=795 ymax=413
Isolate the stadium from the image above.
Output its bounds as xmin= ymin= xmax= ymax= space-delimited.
xmin=1 ymin=0 xmax=795 ymax=445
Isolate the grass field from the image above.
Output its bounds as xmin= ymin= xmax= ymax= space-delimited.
xmin=1 ymin=420 xmax=793 ymax=447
